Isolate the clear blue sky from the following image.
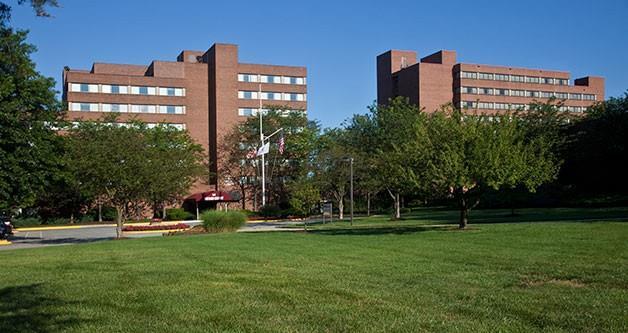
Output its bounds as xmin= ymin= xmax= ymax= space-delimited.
xmin=9 ymin=0 xmax=628 ymax=128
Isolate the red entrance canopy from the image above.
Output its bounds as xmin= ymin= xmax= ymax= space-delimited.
xmin=184 ymin=190 xmax=239 ymax=203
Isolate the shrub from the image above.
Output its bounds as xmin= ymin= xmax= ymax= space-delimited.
xmin=259 ymin=205 xmax=281 ymax=219
xmin=166 ymin=208 xmax=194 ymax=221
xmin=201 ymin=210 xmax=246 ymax=233
xmin=12 ymin=217 xmax=43 ymax=228
xmin=87 ymin=206 xmax=117 ymax=221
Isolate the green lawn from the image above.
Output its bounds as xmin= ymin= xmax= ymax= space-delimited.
xmin=1 ymin=208 xmax=627 ymax=332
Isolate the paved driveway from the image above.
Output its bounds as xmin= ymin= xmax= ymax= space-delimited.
xmin=0 ymin=219 xmax=305 ymax=250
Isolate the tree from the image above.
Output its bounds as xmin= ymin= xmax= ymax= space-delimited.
xmin=288 ymin=179 xmax=320 ymax=217
xmin=417 ymin=106 xmax=560 ymax=228
xmin=220 ymin=107 xmax=319 ymax=208
xmin=0 ymin=19 xmax=63 ymax=212
xmin=144 ymin=125 xmax=206 ymax=218
xmin=219 ymin=123 xmax=259 ymax=210
xmin=65 ymin=117 xmax=206 ymax=237
xmin=314 ymin=129 xmax=351 ymax=219
xmin=370 ymin=97 xmax=427 ymax=219
xmin=341 ymin=114 xmax=382 ymax=216
xmin=1 ymin=0 xmax=59 ymax=22
xmin=560 ymin=92 xmax=628 ymax=195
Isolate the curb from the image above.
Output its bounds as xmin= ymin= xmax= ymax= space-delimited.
xmin=0 ymin=240 xmax=12 ymax=246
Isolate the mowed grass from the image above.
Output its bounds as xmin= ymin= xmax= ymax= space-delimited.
xmin=1 ymin=209 xmax=627 ymax=332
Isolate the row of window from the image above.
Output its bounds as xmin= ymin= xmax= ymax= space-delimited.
xmin=238 ymin=91 xmax=307 ymax=101
xmin=459 ymin=86 xmax=596 ymax=100
xmin=69 ymin=102 xmax=185 ymax=114
xmin=460 ymin=101 xmax=587 ymax=113
xmin=238 ymin=74 xmax=306 ymax=85
xmin=238 ymin=108 xmax=305 ymax=117
xmin=69 ymin=122 xmax=186 ymax=130
xmin=459 ymin=71 xmax=570 ymax=86
xmin=69 ymin=83 xmax=185 ymax=97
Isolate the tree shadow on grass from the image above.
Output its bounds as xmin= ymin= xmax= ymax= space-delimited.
xmin=0 ymin=283 xmax=84 ymax=333
xmin=308 ymin=225 xmax=458 ymax=236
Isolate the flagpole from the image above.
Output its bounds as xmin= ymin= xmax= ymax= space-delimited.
xmin=258 ymin=77 xmax=266 ymax=207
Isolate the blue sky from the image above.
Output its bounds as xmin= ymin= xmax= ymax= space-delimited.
xmin=9 ymin=0 xmax=628 ymax=128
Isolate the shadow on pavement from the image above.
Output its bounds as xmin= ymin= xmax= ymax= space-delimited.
xmin=0 ymin=283 xmax=84 ymax=332
xmin=308 ymin=225 xmax=457 ymax=236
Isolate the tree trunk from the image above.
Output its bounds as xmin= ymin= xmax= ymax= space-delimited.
xmin=338 ymin=198 xmax=344 ymax=220
xmin=241 ymin=186 xmax=246 ymax=210
xmin=459 ymin=197 xmax=468 ymax=229
xmin=98 ymin=202 xmax=102 ymax=223
xmin=162 ymin=205 xmax=167 ymax=220
xmin=115 ymin=206 xmax=124 ymax=239
xmin=70 ymin=213 xmax=74 ymax=224
xmin=367 ymin=192 xmax=371 ymax=217
xmin=394 ymin=192 xmax=400 ymax=220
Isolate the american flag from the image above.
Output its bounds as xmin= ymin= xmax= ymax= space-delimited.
xmin=278 ymin=134 xmax=285 ymax=155
xmin=246 ymin=148 xmax=257 ymax=159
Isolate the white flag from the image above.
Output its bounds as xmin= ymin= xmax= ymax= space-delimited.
xmin=257 ymin=142 xmax=270 ymax=156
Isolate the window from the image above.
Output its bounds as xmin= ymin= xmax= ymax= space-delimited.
xmin=284 ymin=93 xmax=305 ymax=101
xmin=478 ymin=87 xmax=493 ymax=95
xmin=461 ymin=101 xmax=477 ymax=108
xmin=495 ymin=88 xmax=509 ymax=96
xmin=525 ymin=76 xmax=540 ymax=84
xmin=461 ymin=86 xmax=477 ymax=94
xmin=542 ymin=77 xmax=555 ymax=85
xmin=70 ymin=102 xmax=98 ymax=112
xmin=262 ymin=92 xmax=282 ymax=100
xmin=555 ymin=92 xmax=569 ymax=99
xmin=158 ymin=105 xmax=185 ymax=114
xmin=238 ymin=108 xmax=257 ymax=116
xmin=238 ymin=91 xmax=258 ymax=99
xmin=494 ymin=103 xmax=509 ymax=110
xmin=525 ymin=90 xmax=540 ymax=98
xmin=583 ymin=94 xmax=595 ymax=101
xmin=131 ymin=86 xmax=156 ymax=95
xmin=510 ymin=103 xmax=525 ymax=110
xmin=238 ymin=74 xmax=258 ymax=82
xmin=494 ymin=74 xmax=509 ymax=81
xmin=558 ymin=79 xmax=569 ymax=85
xmin=101 ymin=104 xmax=128 ymax=112
xmin=510 ymin=75 xmax=525 ymax=83
xmin=510 ymin=89 xmax=525 ymax=97
xmin=478 ymin=102 xmax=494 ymax=109
xmin=261 ymin=75 xmax=281 ymax=84
xmin=478 ymin=72 xmax=493 ymax=80
xmin=102 ymin=84 xmax=128 ymax=94
xmin=540 ymin=91 xmax=554 ymax=98
xmin=70 ymin=83 xmax=98 ymax=93
xmin=282 ymin=76 xmax=306 ymax=85
xmin=130 ymin=105 xmax=156 ymax=113
xmin=569 ymin=93 xmax=582 ymax=100
xmin=158 ymin=87 xmax=184 ymax=96
xmin=460 ymin=71 xmax=477 ymax=79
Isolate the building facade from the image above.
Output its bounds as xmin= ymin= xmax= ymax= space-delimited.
xmin=377 ymin=49 xmax=604 ymax=113
xmin=63 ymin=43 xmax=307 ymax=193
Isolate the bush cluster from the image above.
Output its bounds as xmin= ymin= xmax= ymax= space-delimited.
xmin=201 ymin=211 xmax=246 ymax=233
xmin=166 ymin=208 xmax=194 ymax=221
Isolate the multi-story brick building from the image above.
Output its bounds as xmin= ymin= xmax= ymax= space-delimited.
xmin=377 ymin=49 xmax=604 ymax=113
xmin=63 ymin=43 xmax=307 ymax=194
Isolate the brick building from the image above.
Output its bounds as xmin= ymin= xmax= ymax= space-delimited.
xmin=377 ymin=49 xmax=604 ymax=113
xmin=63 ymin=43 xmax=307 ymax=194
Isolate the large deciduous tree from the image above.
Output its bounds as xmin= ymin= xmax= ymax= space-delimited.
xmin=65 ymin=118 xmax=205 ymax=238
xmin=220 ymin=107 xmax=319 ymax=208
xmin=418 ymin=106 xmax=560 ymax=228
xmin=0 ymin=18 xmax=63 ymax=212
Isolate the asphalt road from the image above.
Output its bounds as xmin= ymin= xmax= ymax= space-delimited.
xmin=0 ymin=220 xmax=304 ymax=251
xmin=1 ymin=221 xmax=202 ymax=251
